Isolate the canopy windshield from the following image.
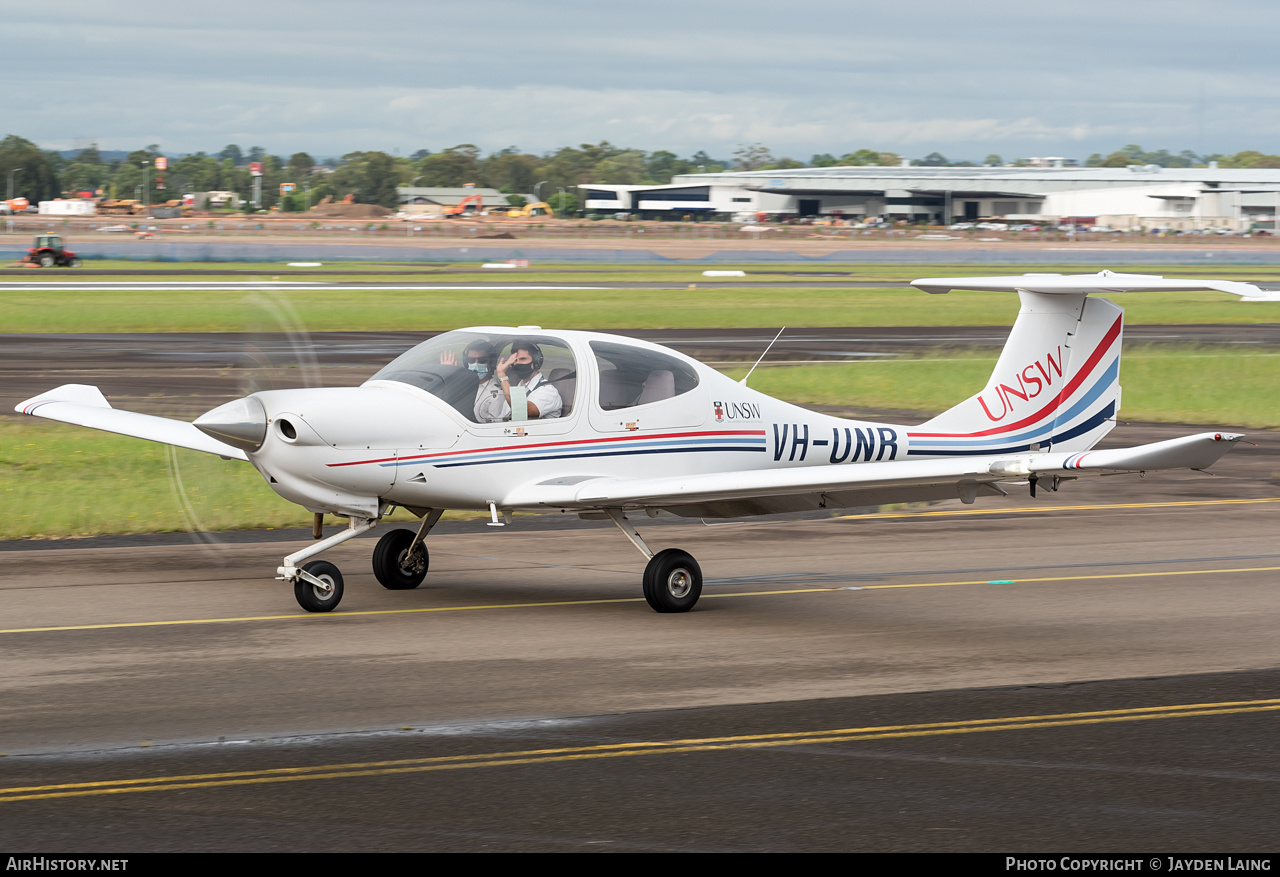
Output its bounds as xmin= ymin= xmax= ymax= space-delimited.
xmin=368 ymin=330 xmax=577 ymax=422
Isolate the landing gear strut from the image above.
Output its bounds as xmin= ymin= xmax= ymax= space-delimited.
xmin=605 ymin=508 xmax=702 ymax=613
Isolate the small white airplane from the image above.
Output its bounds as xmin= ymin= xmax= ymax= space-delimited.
xmin=16 ymin=271 xmax=1278 ymax=613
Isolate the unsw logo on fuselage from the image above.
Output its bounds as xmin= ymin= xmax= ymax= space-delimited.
xmin=977 ymin=346 xmax=1065 ymax=422
xmin=713 ymin=400 xmax=762 ymax=423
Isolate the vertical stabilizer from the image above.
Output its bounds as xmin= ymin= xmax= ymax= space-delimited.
xmin=907 ymin=290 xmax=1123 ymax=456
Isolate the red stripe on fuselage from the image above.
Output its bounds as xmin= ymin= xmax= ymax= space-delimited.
xmin=907 ymin=315 xmax=1121 ymax=440
xmin=326 ymin=428 xmax=768 ymax=468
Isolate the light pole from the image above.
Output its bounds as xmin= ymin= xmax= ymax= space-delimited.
xmin=7 ymin=167 xmax=21 ymax=200
xmin=304 ymin=183 xmax=311 ymax=212
xmin=141 ymin=161 xmax=150 ymax=211
xmin=557 ymin=186 xmax=566 ymax=214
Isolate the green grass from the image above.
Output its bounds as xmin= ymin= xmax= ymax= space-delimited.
xmin=4 ymin=345 xmax=1275 ymax=540
xmin=1 ymin=286 xmax=1276 ymax=334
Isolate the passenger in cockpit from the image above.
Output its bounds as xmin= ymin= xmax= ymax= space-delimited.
xmin=441 ymin=339 xmax=503 ymax=422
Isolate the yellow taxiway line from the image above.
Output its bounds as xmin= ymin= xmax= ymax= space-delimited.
xmin=2 ymin=697 xmax=1278 ymax=803
xmin=839 ymin=496 xmax=1280 ymax=521
xmin=2 ymin=564 xmax=1276 ymax=636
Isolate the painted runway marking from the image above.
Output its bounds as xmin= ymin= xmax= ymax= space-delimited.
xmin=2 ymin=698 xmax=1277 ymax=803
xmin=840 ymin=496 xmax=1280 ymax=521
xmin=1 ymin=565 xmax=1275 ymax=636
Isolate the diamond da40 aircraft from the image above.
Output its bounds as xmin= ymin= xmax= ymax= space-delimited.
xmin=17 ymin=271 xmax=1275 ymax=613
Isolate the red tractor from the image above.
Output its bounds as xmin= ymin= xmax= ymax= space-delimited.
xmin=21 ymin=234 xmax=81 ymax=268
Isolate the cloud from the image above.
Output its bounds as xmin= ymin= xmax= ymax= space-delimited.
xmin=4 ymin=1 xmax=1280 ymax=160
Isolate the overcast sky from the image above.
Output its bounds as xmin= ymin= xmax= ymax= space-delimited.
xmin=4 ymin=0 xmax=1277 ymax=162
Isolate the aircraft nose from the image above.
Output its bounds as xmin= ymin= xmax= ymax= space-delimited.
xmin=194 ymin=396 xmax=268 ymax=452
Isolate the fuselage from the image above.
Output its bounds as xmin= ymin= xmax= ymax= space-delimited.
xmin=201 ymin=328 xmax=911 ymax=518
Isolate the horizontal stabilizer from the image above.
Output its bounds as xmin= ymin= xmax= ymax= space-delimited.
xmin=912 ymin=271 xmax=1280 ymax=301
xmin=1026 ymin=432 xmax=1242 ymax=474
xmin=16 ymin=385 xmax=249 ymax=460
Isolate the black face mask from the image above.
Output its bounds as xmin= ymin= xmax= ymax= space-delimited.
xmin=510 ymin=362 xmax=535 ymax=380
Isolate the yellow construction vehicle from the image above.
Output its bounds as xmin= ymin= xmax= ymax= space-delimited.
xmin=504 ymin=201 xmax=554 ymax=218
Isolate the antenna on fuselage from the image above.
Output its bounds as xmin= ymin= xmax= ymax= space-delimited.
xmin=740 ymin=327 xmax=785 ymax=387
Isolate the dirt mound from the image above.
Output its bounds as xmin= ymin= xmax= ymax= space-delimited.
xmin=308 ymin=203 xmax=394 ymax=219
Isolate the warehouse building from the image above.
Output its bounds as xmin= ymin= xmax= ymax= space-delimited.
xmin=585 ymin=165 xmax=1280 ymax=230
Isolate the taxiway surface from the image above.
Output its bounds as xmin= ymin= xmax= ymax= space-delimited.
xmin=2 ymin=426 xmax=1278 ymax=849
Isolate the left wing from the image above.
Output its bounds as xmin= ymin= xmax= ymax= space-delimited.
xmin=502 ymin=432 xmax=1242 ymax=517
xmin=16 ymin=384 xmax=250 ymax=460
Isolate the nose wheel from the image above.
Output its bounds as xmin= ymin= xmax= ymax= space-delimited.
xmin=642 ymin=548 xmax=702 ymax=613
xmin=294 ymin=561 xmax=344 ymax=612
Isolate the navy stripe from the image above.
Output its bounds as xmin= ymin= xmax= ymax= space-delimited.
xmin=906 ymin=402 xmax=1116 ymax=459
xmin=434 ymin=445 xmax=768 ymax=469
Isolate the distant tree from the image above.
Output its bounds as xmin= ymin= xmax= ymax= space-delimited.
xmin=483 ymin=148 xmax=540 ymax=192
xmin=505 ymin=194 xmax=527 ymax=207
xmin=547 ymin=190 xmax=579 ymax=214
xmin=1221 ymin=150 xmax=1280 ymax=168
xmin=1097 ymin=151 xmax=1133 ymax=167
xmin=331 ymin=151 xmax=400 ymax=207
xmin=836 ymin=149 xmax=890 ymax=166
xmin=246 ymin=146 xmax=266 ymax=165
xmin=765 ymin=157 xmax=805 ymax=170
xmin=915 ymin=152 xmax=949 ymax=167
xmin=287 ymin=152 xmax=315 ymax=181
xmin=733 ymin=143 xmax=775 ymax=171
xmin=75 ymin=145 xmax=104 ymax=166
xmin=984 ymin=154 xmax=1003 ymax=167
xmin=219 ymin=144 xmax=243 ymax=164
xmin=415 ymin=144 xmax=482 ymax=187
xmin=810 ymin=153 xmax=838 ymax=167
xmin=410 ymin=148 xmax=431 ymax=161
xmin=645 ymin=150 xmax=694 ymax=183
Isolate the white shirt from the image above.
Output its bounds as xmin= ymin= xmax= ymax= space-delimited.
xmin=476 ymin=372 xmax=562 ymax=422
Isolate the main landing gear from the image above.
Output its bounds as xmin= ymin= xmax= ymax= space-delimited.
xmin=278 ymin=506 xmax=700 ymax=615
xmin=606 ymin=509 xmax=703 ymax=613
xmin=278 ymin=509 xmax=442 ymax=612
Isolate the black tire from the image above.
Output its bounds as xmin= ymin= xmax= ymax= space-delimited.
xmin=67 ymin=258 xmax=81 ymax=268
xmin=295 ymin=560 xmax=344 ymax=612
xmin=38 ymin=254 xmax=54 ymax=268
xmin=642 ymin=548 xmax=702 ymax=613
xmin=372 ymin=528 xmax=428 ymax=590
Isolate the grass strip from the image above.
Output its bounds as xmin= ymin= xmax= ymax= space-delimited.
xmin=3 ymin=345 xmax=1274 ymax=540
xmin=1 ymin=286 xmax=1275 ymax=334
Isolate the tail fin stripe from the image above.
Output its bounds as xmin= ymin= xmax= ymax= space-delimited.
xmin=906 ymin=402 xmax=1116 ymax=457
xmin=908 ymin=357 xmax=1119 ymax=450
xmin=908 ymin=315 xmax=1121 ymax=440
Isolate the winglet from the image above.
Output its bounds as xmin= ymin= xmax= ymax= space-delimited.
xmin=16 ymin=384 xmax=112 ymax=415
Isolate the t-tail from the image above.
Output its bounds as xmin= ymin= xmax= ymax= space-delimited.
xmin=907 ymin=289 xmax=1121 ymax=457
xmin=904 ymin=270 xmax=1280 ymax=459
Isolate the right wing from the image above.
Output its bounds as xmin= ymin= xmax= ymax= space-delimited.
xmin=501 ymin=432 xmax=1243 ymax=517
xmin=16 ymin=384 xmax=250 ymax=460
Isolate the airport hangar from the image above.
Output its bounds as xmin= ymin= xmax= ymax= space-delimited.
xmin=583 ymin=165 xmax=1280 ymax=230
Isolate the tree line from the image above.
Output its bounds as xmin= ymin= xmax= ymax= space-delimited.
xmin=4 ymin=134 xmax=1278 ymax=213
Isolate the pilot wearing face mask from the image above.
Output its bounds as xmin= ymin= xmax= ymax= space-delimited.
xmin=490 ymin=338 xmax=562 ymax=421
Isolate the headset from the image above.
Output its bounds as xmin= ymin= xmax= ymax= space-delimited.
xmin=509 ymin=338 xmax=544 ymax=370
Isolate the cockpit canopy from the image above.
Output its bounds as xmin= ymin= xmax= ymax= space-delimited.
xmin=369 ymin=329 xmax=701 ymax=423
xmin=369 ymin=331 xmax=577 ymax=422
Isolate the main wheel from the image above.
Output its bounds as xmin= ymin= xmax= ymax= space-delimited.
xmin=295 ymin=560 xmax=344 ymax=612
xmin=372 ymin=528 xmax=428 ymax=590
xmin=642 ymin=548 xmax=702 ymax=613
